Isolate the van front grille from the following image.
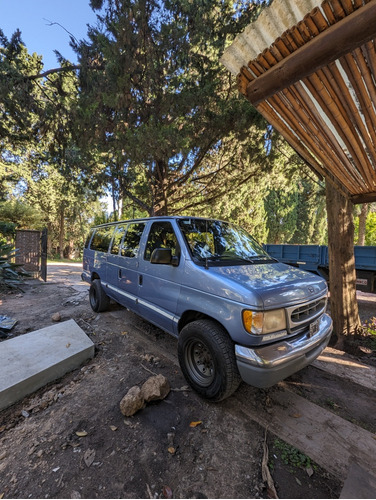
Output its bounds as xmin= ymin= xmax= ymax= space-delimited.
xmin=287 ymin=296 xmax=327 ymax=332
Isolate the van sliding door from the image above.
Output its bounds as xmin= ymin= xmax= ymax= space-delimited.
xmin=138 ymin=221 xmax=182 ymax=334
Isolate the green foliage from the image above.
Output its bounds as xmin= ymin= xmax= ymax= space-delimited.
xmin=0 ymin=31 xmax=42 ymax=146
xmin=208 ymin=137 xmax=327 ymax=244
xmin=0 ymin=33 xmax=107 ymax=258
xmin=354 ymin=208 xmax=376 ymax=246
xmin=363 ymin=317 xmax=376 ymax=335
xmin=0 ymin=0 xmax=332 ymax=253
xmin=265 ymin=188 xmax=299 ymax=244
xmin=260 ymin=140 xmax=327 ymax=244
xmin=273 ymin=438 xmax=314 ymax=470
xmin=74 ymin=0 xmax=269 ymax=216
xmin=0 ymin=221 xmax=16 ymax=238
xmin=0 ymin=200 xmax=43 ymax=229
xmin=212 ymin=176 xmax=269 ymax=244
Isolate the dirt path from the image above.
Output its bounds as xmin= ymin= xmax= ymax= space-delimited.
xmin=0 ymin=264 xmax=375 ymax=498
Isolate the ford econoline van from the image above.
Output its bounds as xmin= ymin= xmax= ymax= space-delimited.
xmin=82 ymin=216 xmax=332 ymax=401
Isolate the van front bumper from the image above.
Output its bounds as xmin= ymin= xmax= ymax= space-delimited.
xmin=235 ymin=313 xmax=332 ymax=388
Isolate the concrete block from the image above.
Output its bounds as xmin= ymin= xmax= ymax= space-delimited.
xmin=0 ymin=319 xmax=94 ymax=410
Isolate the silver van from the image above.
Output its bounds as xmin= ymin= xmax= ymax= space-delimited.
xmin=82 ymin=216 xmax=332 ymax=401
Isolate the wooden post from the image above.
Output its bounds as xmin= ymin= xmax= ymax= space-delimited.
xmin=326 ymin=182 xmax=361 ymax=348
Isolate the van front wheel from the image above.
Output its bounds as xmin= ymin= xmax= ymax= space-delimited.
xmin=89 ymin=279 xmax=110 ymax=312
xmin=178 ymin=320 xmax=241 ymax=402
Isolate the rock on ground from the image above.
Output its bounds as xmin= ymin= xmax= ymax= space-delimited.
xmin=140 ymin=374 xmax=170 ymax=402
xmin=119 ymin=386 xmax=145 ymax=417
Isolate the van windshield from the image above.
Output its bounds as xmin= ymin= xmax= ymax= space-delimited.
xmin=177 ymin=218 xmax=274 ymax=266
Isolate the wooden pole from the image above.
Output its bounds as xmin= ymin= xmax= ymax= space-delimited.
xmin=326 ymin=182 xmax=361 ymax=348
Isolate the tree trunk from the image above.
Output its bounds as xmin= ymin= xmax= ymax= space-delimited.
xmin=59 ymin=207 xmax=65 ymax=260
xmin=47 ymin=222 xmax=53 ymax=256
xmin=326 ymin=182 xmax=361 ymax=349
xmin=118 ymin=197 xmax=123 ymax=220
xmin=152 ymin=160 xmax=169 ymax=216
xmin=357 ymin=203 xmax=368 ymax=246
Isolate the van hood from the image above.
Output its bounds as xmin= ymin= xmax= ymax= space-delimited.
xmin=209 ymin=262 xmax=327 ymax=308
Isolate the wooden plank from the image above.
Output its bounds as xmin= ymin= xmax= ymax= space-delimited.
xmin=313 ymin=347 xmax=376 ymax=392
xmin=236 ymin=386 xmax=376 ymax=481
xmin=124 ymin=320 xmax=376 ymax=484
xmin=340 ymin=462 xmax=376 ymax=499
xmin=246 ymin=1 xmax=376 ymax=105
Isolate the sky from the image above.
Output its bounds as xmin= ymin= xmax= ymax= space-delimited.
xmin=1 ymin=0 xmax=99 ymax=69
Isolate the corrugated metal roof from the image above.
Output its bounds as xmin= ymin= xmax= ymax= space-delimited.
xmin=221 ymin=0 xmax=376 ymax=203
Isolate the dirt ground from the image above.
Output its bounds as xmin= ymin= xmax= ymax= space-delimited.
xmin=0 ymin=263 xmax=375 ymax=499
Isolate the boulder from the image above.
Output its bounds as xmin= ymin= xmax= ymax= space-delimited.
xmin=140 ymin=374 xmax=170 ymax=402
xmin=119 ymin=386 xmax=145 ymax=417
xmin=51 ymin=312 xmax=61 ymax=322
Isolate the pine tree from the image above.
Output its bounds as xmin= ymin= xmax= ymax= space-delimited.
xmin=73 ymin=0 xmax=268 ymax=216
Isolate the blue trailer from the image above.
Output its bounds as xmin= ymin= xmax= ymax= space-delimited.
xmin=264 ymin=244 xmax=376 ymax=293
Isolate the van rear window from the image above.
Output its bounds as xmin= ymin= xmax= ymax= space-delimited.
xmin=90 ymin=226 xmax=115 ymax=253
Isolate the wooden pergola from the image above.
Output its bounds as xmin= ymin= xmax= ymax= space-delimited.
xmin=221 ymin=0 xmax=376 ymax=342
xmin=221 ymin=0 xmax=376 ymax=204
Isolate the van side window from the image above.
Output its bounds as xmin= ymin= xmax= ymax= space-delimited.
xmin=110 ymin=224 xmax=128 ymax=255
xmin=120 ymin=223 xmax=145 ymax=258
xmin=90 ymin=226 xmax=115 ymax=253
xmin=144 ymin=222 xmax=180 ymax=261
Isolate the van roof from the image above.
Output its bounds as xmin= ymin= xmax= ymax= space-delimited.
xmin=92 ymin=216 xmax=227 ymax=228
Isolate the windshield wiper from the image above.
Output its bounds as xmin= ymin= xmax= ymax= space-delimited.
xmin=231 ymin=256 xmax=278 ymax=264
xmin=250 ymin=255 xmax=278 ymax=263
xmin=202 ymin=255 xmax=277 ymax=266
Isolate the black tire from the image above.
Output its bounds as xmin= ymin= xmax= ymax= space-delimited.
xmin=89 ymin=279 xmax=110 ymax=312
xmin=178 ymin=319 xmax=241 ymax=402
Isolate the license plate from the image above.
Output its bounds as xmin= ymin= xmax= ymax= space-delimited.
xmin=356 ymin=278 xmax=368 ymax=286
xmin=309 ymin=320 xmax=319 ymax=337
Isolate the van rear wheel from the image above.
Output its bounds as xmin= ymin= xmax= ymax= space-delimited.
xmin=89 ymin=279 xmax=110 ymax=312
xmin=178 ymin=320 xmax=241 ymax=401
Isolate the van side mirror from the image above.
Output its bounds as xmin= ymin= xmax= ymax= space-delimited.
xmin=150 ymin=248 xmax=179 ymax=266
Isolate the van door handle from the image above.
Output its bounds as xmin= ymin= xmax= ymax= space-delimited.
xmin=139 ymin=275 xmax=143 ymax=286
xmin=118 ymin=269 xmax=122 ymax=279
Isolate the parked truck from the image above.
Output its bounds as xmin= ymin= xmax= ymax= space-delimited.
xmin=263 ymin=244 xmax=376 ymax=293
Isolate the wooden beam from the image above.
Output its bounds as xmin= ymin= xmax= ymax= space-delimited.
xmin=350 ymin=192 xmax=376 ymax=204
xmin=246 ymin=0 xmax=376 ymax=106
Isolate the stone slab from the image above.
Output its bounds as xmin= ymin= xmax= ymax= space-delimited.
xmin=0 ymin=319 xmax=94 ymax=410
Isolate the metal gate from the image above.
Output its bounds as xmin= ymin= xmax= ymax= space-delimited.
xmin=40 ymin=228 xmax=47 ymax=282
xmin=15 ymin=228 xmax=47 ymax=281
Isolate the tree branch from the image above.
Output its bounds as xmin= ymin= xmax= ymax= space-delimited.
xmin=120 ymin=186 xmax=151 ymax=215
xmin=28 ymin=62 xmax=104 ymax=81
xmin=28 ymin=65 xmax=81 ymax=80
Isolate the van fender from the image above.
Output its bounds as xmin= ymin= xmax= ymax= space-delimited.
xmin=175 ymin=286 xmax=248 ymax=345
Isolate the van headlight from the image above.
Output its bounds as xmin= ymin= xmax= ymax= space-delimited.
xmin=242 ymin=309 xmax=286 ymax=335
